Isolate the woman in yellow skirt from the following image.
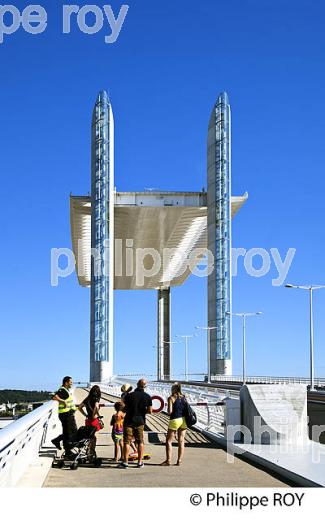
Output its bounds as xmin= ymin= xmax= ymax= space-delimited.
xmin=161 ymin=383 xmax=187 ymax=466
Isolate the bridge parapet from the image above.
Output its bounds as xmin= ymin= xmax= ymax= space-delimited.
xmin=0 ymin=401 xmax=59 ymax=487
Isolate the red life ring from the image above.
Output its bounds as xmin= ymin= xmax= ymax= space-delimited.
xmin=151 ymin=395 xmax=164 ymax=413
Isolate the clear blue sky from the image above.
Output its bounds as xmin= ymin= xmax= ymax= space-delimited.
xmin=1 ymin=0 xmax=325 ymax=390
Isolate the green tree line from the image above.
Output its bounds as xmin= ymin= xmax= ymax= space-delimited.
xmin=0 ymin=389 xmax=53 ymax=404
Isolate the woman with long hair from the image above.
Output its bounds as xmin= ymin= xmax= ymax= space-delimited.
xmin=78 ymin=385 xmax=102 ymax=458
xmin=161 ymin=382 xmax=187 ymax=466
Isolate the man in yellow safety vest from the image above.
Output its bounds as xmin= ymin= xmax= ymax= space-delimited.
xmin=51 ymin=376 xmax=78 ymax=457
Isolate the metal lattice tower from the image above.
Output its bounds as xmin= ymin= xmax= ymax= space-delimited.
xmin=90 ymin=90 xmax=114 ymax=382
xmin=207 ymin=92 xmax=232 ymax=375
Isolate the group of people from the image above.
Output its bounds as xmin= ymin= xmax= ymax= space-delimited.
xmin=51 ymin=376 xmax=188 ymax=467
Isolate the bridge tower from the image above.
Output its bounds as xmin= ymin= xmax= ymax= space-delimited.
xmin=207 ymin=92 xmax=232 ymax=376
xmin=90 ymin=91 xmax=114 ymax=382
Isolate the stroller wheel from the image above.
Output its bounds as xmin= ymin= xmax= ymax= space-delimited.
xmin=70 ymin=462 xmax=78 ymax=470
xmin=57 ymin=460 xmax=64 ymax=469
xmin=94 ymin=458 xmax=102 ymax=467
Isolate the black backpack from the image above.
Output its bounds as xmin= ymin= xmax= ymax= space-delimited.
xmin=184 ymin=399 xmax=197 ymax=427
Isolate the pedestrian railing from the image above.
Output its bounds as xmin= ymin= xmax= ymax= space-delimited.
xmin=0 ymin=401 xmax=59 ymax=487
xmin=98 ymin=380 xmax=230 ymax=435
xmin=211 ymin=375 xmax=325 ymax=386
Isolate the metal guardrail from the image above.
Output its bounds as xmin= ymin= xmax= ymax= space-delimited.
xmin=114 ymin=373 xmax=206 ymax=379
xmin=97 ymin=379 xmax=230 ymax=435
xmin=0 ymin=401 xmax=59 ymax=487
xmin=90 ymin=374 xmax=325 ymax=387
xmin=211 ymin=375 xmax=325 ymax=385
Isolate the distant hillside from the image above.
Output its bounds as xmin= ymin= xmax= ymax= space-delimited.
xmin=0 ymin=389 xmax=53 ymax=404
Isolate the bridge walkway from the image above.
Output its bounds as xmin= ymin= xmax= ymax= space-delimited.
xmin=43 ymin=389 xmax=288 ymax=488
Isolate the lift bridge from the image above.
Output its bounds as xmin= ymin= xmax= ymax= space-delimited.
xmin=69 ymin=90 xmax=246 ymax=382
xmin=1 ymin=92 xmax=325 ymax=487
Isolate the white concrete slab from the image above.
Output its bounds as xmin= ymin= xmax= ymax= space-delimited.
xmin=240 ymin=384 xmax=308 ymax=444
xmin=16 ymin=448 xmax=56 ymax=488
xmin=70 ymin=192 xmax=247 ymax=289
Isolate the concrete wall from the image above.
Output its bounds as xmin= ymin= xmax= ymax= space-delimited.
xmin=308 ymin=401 xmax=325 ymax=444
xmin=240 ymin=384 xmax=308 ymax=445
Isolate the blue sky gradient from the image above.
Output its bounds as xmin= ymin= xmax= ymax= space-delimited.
xmin=1 ymin=0 xmax=325 ymax=389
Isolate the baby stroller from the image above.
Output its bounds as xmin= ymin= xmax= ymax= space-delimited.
xmin=52 ymin=424 xmax=103 ymax=470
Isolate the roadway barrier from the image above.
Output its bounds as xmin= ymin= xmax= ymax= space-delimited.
xmin=0 ymin=401 xmax=59 ymax=487
xmin=211 ymin=374 xmax=325 ymax=386
xmin=97 ymin=380 xmax=234 ymax=436
xmin=99 ymin=395 xmax=165 ymax=413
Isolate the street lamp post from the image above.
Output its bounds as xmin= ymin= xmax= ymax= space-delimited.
xmin=226 ymin=311 xmax=262 ymax=385
xmin=195 ymin=326 xmax=217 ymax=384
xmin=152 ymin=344 xmax=163 ymax=380
xmin=176 ymin=335 xmax=194 ymax=382
xmin=285 ymin=284 xmax=325 ymax=391
xmin=153 ymin=340 xmax=179 ymax=381
xmin=163 ymin=340 xmax=179 ymax=380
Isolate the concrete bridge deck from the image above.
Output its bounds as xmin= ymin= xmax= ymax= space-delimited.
xmin=43 ymin=389 xmax=288 ymax=488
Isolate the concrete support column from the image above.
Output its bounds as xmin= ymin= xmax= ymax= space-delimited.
xmin=157 ymin=288 xmax=171 ymax=381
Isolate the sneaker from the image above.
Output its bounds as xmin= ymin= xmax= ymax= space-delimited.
xmin=118 ymin=461 xmax=128 ymax=468
xmin=51 ymin=438 xmax=61 ymax=450
xmin=137 ymin=462 xmax=144 ymax=469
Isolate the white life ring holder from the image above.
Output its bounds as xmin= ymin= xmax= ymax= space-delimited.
xmin=151 ymin=395 xmax=164 ymax=413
